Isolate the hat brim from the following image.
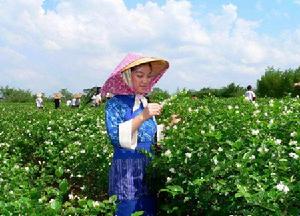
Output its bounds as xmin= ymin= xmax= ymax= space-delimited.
xmin=121 ymin=57 xmax=169 ymax=77
xmin=53 ymin=93 xmax=63 ymax=99
xmin=73 ymin=94 xmax=83 ymax=99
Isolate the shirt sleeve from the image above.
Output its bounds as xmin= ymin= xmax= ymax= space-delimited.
xmin=156 ymin=124 xmax=165 ymax=143
xmin=105 ymin=97 xmax=137 ymax=149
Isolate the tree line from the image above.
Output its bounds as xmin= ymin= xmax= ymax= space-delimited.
xmin=1 ymin=66 xmax=300 ymax=102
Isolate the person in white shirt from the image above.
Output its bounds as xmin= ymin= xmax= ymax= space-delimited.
xmin=245 ymin=85 xmax=256 ymax=102
xmin=66 ymin=100 xmax=72 ymax=107
xmin=95 ymin=93 xmax=101 ymax=107
xmin=35 ymin=93 xmax=43 ymax=109
xmin=91 ymin=94 xmax=97 ymax=106
xmin=71 ymin=98 xmax=76 ymax=107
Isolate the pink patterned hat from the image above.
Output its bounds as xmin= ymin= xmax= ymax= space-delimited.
xmin=101 ymin=53 xmax=169 ymax=96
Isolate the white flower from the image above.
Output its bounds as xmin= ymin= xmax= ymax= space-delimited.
xmin=24 ymin=167 xmax=29 ymax=172
xmin=166 ymin=177 xmax=172 ymax=183
xmin=213 ymin=158 xmax=218 ymax=165
xmin=169 ymin=168 xmax=176 ymax=173
xmin=251 ymin=129 xmax=259 ymax=136
xmin=80 ymin=149 xmax=86 ymax=154
xmin=164 ymin=150 xmax=172 ymax=157
xmin=269 ymin=119 xmax=274 ymax=125
xmin=289 ymin=140 xmax=297 ymax=145
xmin=68 ymin=193 xmax=75 ymax=200
xmin=93 ymin=201 xmax=100 ymax=207
xmin=236 ymin=163 xmax=241 ymax=168
xmin=253 ymin=110 xmax=260 ymax=115
xmin=185 ymin=152 xmax=192 ymax=158
xmin=289 ymin=152 xmax=299 ymax=159
xmin=200 ymin=130 xmax=205 ymax=134
xmin=218 ymin=147 xmax=223 ymax=152
xmin=275 ymin=182 xmax=289 ymax=193
xmin=249 ymin=155 xmax=256 ymax=160
xmin=74 ymin=141 xmax=81 ymax=146
xmin=258 ymin=146 xmax=269 ymax=153
xmin=275 ymin=139 xmax=282 ymax=145
xmin=228 ymin=105 xmax=233 ymax=110
xmin=290 ymin=132 xmax=297 ymax=137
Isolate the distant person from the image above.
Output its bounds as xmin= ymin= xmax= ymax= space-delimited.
xmin=245 ymin=85 xmax=256 ymax=102
xmin=54 ymin=98 xmax=61 ymax=109
xmin=71 ymin=93 xmax=82 ymax=108
xmin=75 ymin=98 xmax=80 ymax=107
xmin=35 ymin=93 xmax=43 ymax=109
xmin=91 ymin=94 xmax=97 ymax=107
xmin=95 ymin=93 xmax=101 ymax=106
xmin=66 ymin=99 xmax=72 ymax=107
xmin=53 ymin=93 xmax=62 ymax=109
xmin=71 ymin=98 xmax=76 ymax=107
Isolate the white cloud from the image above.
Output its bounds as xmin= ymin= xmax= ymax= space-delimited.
xmin=0 ymin=0 xmax=300 ymax=95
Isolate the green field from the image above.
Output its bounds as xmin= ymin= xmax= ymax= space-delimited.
xmin=0 ymin=92 xmax=299 ymax=215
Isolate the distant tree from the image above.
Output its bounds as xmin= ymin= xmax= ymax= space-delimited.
xmin=257 ymin=66 xmax=300 ymax=97
xmin=148 ymin=87 xmax=170 ymax=103
xmin=188 ymin=88 xmax=218 ymax=98
xmin=59 ymin=88 xmax=73 ymax=100
xmin=219 ymin=83 xmax=245 ymax=98
xmin=0 ymin=86 xmax=33 ymax=102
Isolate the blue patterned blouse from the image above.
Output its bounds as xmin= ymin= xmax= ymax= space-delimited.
xmin=105 ymin=95 xmax=157 ymax=200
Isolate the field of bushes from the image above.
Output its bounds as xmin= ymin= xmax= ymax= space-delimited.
xmin=0 ymin=91 xmax=299 ymax=215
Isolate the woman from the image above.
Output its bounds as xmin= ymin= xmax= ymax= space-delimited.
xmin=101 ymin=53 xmax=169 ymax=216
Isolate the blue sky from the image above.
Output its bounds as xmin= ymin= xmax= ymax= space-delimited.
xmin=1 ymin=0 xmax=300 ymax=95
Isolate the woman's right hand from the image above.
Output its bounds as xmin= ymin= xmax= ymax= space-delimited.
xmin=142 ymin=103 xmax=163 ymax=120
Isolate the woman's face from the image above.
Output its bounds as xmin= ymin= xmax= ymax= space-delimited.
xmin=131 ymin=64 xmax=154 ymax=94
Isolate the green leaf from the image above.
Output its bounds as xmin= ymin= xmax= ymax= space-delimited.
xmin=131 ymin=211 xmax=144 ymax=216
xmin=59 ymin=179 xmax=69 ymax=194
xmin=50 ymin=199 xmax=61 ymax=211
xmin=160 ymin=185 xmax=184 ymax=198
xmin=55 ymin=166 xmax=64 ymax=178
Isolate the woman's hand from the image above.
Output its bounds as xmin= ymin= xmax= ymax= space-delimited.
xmin=132 ymin=103 xmax=163 ymax=135
xmin=142 ymin=103 xmax=163 ymax=120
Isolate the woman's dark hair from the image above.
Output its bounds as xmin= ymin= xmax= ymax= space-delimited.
xmin=247 ymin=85 xmax=252 ymax=90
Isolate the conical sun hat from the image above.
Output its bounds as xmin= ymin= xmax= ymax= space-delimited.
xmin=53 ymin=92 xmax=63 ymax=99
xmin=36 ymin=93 xmax=43 ymax=98
xmin=101 ymin=53 xmax=169 ymax=96
xmin=73 ymin=93 xmax=83 ymax=98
